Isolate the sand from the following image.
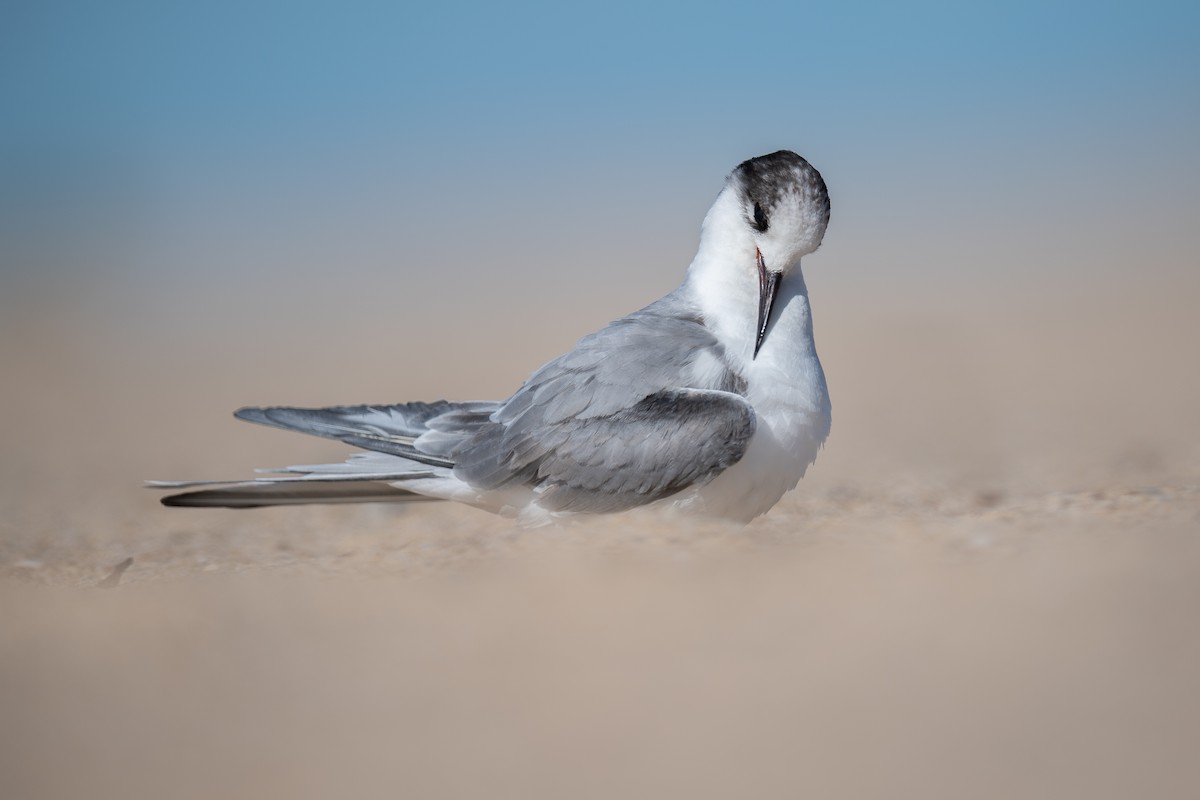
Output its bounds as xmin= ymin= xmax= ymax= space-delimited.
xmin=2 ymin=280 xmax=1199 ymax=799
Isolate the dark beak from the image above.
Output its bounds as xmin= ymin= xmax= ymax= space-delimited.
xmin=755 ymin=248 xmax=782 ymax=358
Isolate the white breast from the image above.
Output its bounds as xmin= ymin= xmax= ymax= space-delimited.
xmin=678 ymin=268 xmax=831 ymax=522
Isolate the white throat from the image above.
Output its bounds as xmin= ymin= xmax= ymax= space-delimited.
xmin=681 ymin=188 xmax=818 ymax=369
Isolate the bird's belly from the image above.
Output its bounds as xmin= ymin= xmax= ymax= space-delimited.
xmin=672 ymin=404 xmax=828 ymax=523
xmin=673 ymin=331 xmax=832 ymax=521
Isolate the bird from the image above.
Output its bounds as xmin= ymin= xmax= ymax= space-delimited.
xmin=150 ymin=150 xmax=832 ymax=525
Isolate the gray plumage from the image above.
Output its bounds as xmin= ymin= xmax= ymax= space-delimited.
xmin=451 ymin=296 xmax=753 ymax=511
xmin=160 ymin=481 xmax=434 ymax=508
xmin=233 ymin=402 xmax=498 ymax=467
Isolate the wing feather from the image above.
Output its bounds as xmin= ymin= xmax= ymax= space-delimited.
xmin=452 ymin=299 xmax=756 ymax=512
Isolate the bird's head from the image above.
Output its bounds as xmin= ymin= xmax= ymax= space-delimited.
xmin=699 ymin=151 xmax=830 ymax=357
xmin=732 ymin=150 xmax=830 ymax=275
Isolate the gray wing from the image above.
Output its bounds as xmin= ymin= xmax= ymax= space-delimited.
xmin=452 ymin=301 xmax=756 ymax=512
xmin=234 ymin=401 xmax=498 ymax=467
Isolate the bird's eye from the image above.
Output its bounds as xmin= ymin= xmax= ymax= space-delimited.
xmin=752 ymin=202 xmax=769 ymax=232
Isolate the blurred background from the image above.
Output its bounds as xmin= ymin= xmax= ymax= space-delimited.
xmin=3 ymin=0 xmax=1198 ymax=487
xmin=2 ymin=2 xmax=1199 ymax=798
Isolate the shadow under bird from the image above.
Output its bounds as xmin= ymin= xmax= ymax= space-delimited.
xmin=150 ymin=151 xmax=833 ymax=525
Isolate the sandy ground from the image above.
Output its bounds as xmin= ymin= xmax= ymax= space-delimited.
xmin=2 ymin=280 xmax=1199 ymax=799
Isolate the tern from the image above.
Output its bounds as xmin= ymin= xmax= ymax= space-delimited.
xmin=151 ymin=150 xmax=832 ymax=524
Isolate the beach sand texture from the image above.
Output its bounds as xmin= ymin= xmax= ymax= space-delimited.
xmin=1 ymin=275 xmax=1199 ymax=799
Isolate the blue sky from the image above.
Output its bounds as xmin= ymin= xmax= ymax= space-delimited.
xmin=6 ymin=2 xmax=1196 ymax=166
xmin=3 ymin=1 xmax=1198 ymax=312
